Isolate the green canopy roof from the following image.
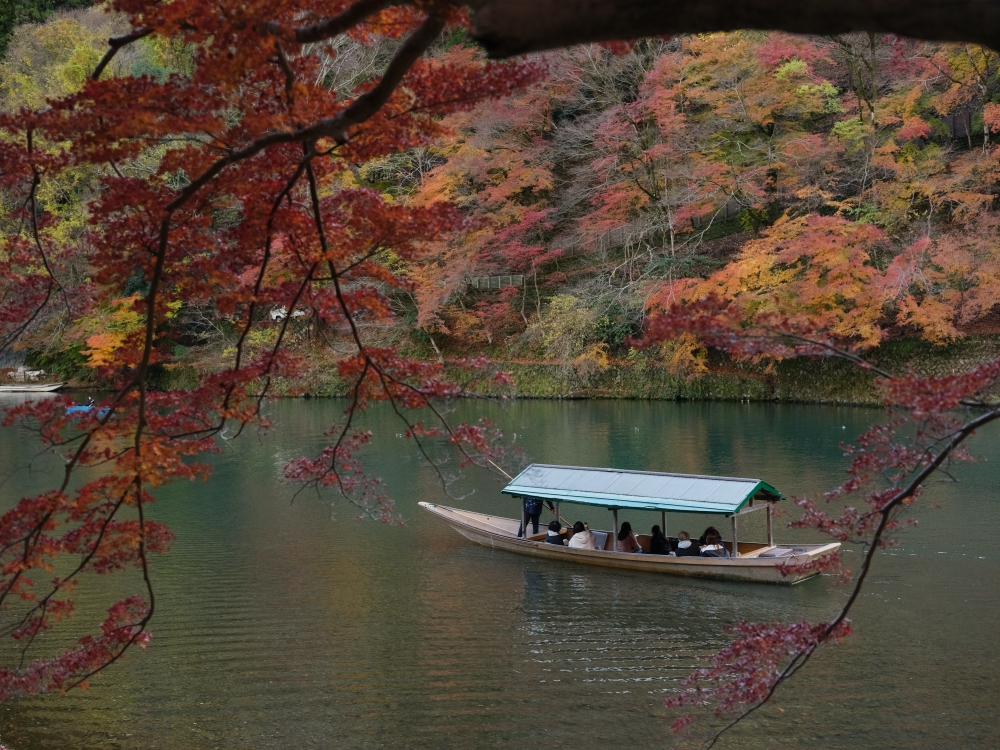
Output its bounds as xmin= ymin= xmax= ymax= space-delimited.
xmin=502 ymin=464 xmax=782 ymax=515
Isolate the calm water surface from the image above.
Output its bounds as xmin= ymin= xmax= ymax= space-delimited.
xmin=0 ymin=398 xmax=997 ymax=749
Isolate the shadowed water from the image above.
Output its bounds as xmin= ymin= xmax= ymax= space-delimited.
xmin=0 ymin=398 xmax=997 ymax=748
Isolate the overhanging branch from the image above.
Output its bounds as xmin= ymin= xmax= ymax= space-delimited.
xmin=92 ymin=28 xmax=153 ymax=80
xmin=469 ymin=0 xmax=1000 ymax=58
xmin=263 ymin=0 xmax=397 ymax=42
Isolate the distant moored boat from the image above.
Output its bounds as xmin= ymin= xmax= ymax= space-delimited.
xmin=0 ymin=383 xmax=66 ymax=393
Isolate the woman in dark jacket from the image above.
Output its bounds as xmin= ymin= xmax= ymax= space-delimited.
xmin=649 ymin=525 xmax=671 ymax=555
xmin=700 ymin=530 xmax=730 ymax=557
xmin=698 ymin=526 xmax=720 ymax=546
xmin=545 ymin=519 xmax=567 ymax=545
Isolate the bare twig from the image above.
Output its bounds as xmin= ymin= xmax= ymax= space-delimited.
xmin=262 ymin=0 xmax=396 ymax=43
xmin=700 ymin=404 xmax=1000 ymax=749
xmin=92 ymin=28 xmax=153 ymax=80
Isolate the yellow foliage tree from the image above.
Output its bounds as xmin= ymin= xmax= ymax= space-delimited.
xmin=81 ymin=295 xmax=180 ymax=367
xmin=670 ymin=214 xmax=888 ymax=346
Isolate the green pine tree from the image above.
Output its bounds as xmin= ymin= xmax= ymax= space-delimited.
xmin=0 ymin=0 xmax=94 ymax=59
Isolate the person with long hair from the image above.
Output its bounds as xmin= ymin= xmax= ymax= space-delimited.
xmin=698 ymin=526 xmax=720 ymax=545
xmin=567 ymin=521 xmax=597 ymax=550
xmin=700 ymin=530 xmax=730 ymax=557
xmin=649 ymin=524 xmax=671 ymax=555
xmin=616 ymin=521 xmax=642 ymax=553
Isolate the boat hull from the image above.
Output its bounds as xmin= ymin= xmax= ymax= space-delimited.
xmin=0 ymin=383 xmax=66 ymax=393
xmin=419 ymin=502 xmax=839 ymax=584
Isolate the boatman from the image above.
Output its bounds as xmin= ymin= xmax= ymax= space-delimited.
xmin=517 ymin=496 xmax=549 ymax=538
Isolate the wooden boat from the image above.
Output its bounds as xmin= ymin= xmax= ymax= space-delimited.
xmin=419 ymin=464 xmax=841 ymax=584
xmin=0 ymin=382 xmax=66 ymax=393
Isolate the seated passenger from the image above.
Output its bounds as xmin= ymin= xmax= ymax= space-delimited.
xmin=615 ymin=521 xmax=643 ymax=553
xmin=567 ymin=521 xmax=598 ymax=550
xmin=698 ymin=526 xmax=720 ymax=546
xmin=700 ymin=531 xmax=731 ymax=558
xmin=649 ymin=525 xmax=671 ymax=555
xmin=545 ymin=519 xmax=567 ymax=546
xmin=674 ymin=531 xmax=701 ymax=557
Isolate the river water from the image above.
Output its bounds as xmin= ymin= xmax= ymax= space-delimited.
xmin=0 ymin=398 xmax=997 ymax=749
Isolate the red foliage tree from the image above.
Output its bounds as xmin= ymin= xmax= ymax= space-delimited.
xmin=409 ymin=79 xmax=566 ymax=339
xmin=0 ymin=0 xmax=538 ymax=698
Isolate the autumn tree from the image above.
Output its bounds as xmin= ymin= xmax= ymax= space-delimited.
xmin=664 ymin=214 xmax=888 ymax=345
xmin=0 ymin=0 xmax=539 ymax=699
xmin=928 ymin=43 xmax=1000 ymax=148
xmin=409 ymin=76 xmax=568 ymax=344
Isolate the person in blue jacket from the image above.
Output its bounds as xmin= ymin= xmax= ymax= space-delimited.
xmin=517 ymin=496 xmax=545 ymax=537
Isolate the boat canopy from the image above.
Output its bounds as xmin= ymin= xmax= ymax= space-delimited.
xmin=502 ymin=464 xmax=782 ymax=515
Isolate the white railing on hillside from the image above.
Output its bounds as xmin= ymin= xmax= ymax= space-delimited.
xmin=470 ymin=275 xmax=525 ymax=290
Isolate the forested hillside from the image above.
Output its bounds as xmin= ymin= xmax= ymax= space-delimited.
xmin=403 ymin=34 xmax=1000 ymax=381
xmin=5 ymin=10 xmax=1000 ymax=399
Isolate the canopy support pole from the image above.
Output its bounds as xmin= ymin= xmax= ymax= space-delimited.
xmin=555 ymin=501 xmax=560 ymax=530
xmin=731 ymin=514 xmax=739 ymax=558
xmin=520 ymin=498 xmax=526 ymax=539
xmin=612 ymin=508 xmax=618 ymax=552
xmin=766 ymin=502 xmax=774 ymax=546
xmin=661 ymin=510 xmax=666 ymax=538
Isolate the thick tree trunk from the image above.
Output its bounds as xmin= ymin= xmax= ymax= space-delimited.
xmin=469 ymin=0 xmax=1000 ymax=58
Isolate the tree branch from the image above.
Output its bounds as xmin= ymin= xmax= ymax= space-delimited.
xmin=699 ymin=403 xmax=1000 ymax=748
xmin=470 ymin=0 xmax=1000 ymax=58
xmin=262 ymin=0 xmax=396 ymax=43
xmin=297 ymin=13 xmax=446 ymax=143
xmin=91 ymin=28 xmax=153 ymax=80
xmin=163 ymin=13 xmax=444 ymax=213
